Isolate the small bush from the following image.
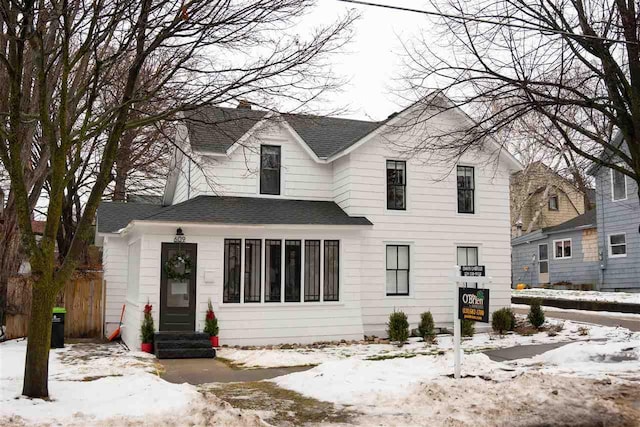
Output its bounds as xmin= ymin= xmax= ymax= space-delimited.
xmin=140 ymin=303 xmax=155 ymax=344
xmin=387 ymin=310 xmax=410 ymax=345
xmin=577 ymin=326 xmax=589 ymax=336
xmin=418 ymin=312 xmax=436 ymax=343
xmin=461 ymin=319 xmax=475 ymax=337
xmin=528 ymin=299 xmax=545 ymax=328
xmin=491 ymin=308 xmax=514 ymax=334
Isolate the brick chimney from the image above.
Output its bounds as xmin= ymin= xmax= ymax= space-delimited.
xmin=237 ymin=99 xmax=252 ymax=110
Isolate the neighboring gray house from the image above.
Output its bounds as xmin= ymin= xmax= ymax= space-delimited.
xmin=513 ymin=134 xmax=639 ymax=292
xmin=512 ymin=210 xmax=599 ymax=288
xmin=589 ymin=137 xmax=639 ymax=292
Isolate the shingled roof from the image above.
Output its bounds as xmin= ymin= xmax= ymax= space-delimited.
xmin=96 ymin=196 xmax=372 ymax=233
xmin=184 ymin=106 xmax=384 ymax=158
xmin=542 ymin=209 xmax=596 ymax=234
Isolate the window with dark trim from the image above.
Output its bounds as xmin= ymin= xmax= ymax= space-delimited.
xmin=386 ymin=245 xmax=409 ymax=296
xmin=260 ymin=145 xmax=281 ymax=195
xmin=457 ymin=166 xmax=475 ymax=214
xmin=323 ymin=240 xmax=340 ymax=301
xmin=285 ymin=240 xmax=301 ymax=302
xmin=304 ymin=240 xmax=321 ymax=302
xmin=548 ymin=195 xmax=559 ymax=211
xmin=244 ymin=239 xmax=261 ymax=303
xmin=265 ymin=240 xmax=281 ymax=302
xmin=223 ymin=239 xmax=241 ymax=303
xmin=386 ymin=160 xmax=406 ymax=210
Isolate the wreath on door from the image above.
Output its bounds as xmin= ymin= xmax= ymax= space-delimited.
xmin=164 ymin=252 xmax=192 ymax=281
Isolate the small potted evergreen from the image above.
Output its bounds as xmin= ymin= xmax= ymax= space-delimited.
xmin=140 ymin=303 xmax=154 ymax=353
xmin=204 ymin=300 xmax=219 ymax=347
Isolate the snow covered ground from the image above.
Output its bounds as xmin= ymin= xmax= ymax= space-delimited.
xmin=0 ymin=340 xmax=263 ymax=426
xmin=217 ymin=318 xmax=627 ymax=369
xmin=513 ymin=288 xmax=640 ymax=304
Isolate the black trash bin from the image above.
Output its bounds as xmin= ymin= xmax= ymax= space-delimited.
xmin=51 ymin=307 xmax=66 ymax=348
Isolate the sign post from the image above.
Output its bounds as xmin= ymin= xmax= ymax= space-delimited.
xmin=450 ymin=265 xmax=492 ymax=379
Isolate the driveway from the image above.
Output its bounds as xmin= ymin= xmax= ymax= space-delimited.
xmin=512 ymin=306 xmax=640 ymax=331
xmin=159 ymin=358 xmax=312 ymax=384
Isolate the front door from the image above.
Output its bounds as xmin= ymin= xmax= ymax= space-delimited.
xmin=538 ymin=243 xmax=549 ymax=284
xmin=160 ymin=243 xmax=197 ymax=331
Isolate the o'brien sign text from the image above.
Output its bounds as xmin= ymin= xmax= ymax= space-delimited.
xmin=458 ymin=288 xmax=490 ymax=323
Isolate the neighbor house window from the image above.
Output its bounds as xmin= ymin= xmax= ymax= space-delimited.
xmin=223 ymin=239 xmax=241 ymax=303
xmin=611 ymin=169 xmax=627 ymax=201
xmin=553 ymin=239 xmax=572 ymax=259
xmin=608 ymin=234 xmax=627 ymax=258
xmin=457 ymin=166 xmax=475 ymax=214
xmin=244 ymin=239 xmax=261 ymax=303
xmin=457 ymin=246 xmax=479 ymax=266
xmin=386 ymin=245 xmax=409 ymax=296
xmin=304 ymin=240 xmax=321 ymax=302
xmin=284 ymin=240 xmax=301 ymax=302
xmin=265 ymin=239 xmax=282 ymax=302
xmin=548 ymin=195 xmax=559 ymax=211
xmin=260 ymin=145 xmax=281 ymax=195
xmin=324 ymin=240 xmax=340 ymax=301
xmin=386 ymin=160 xmax=406 ymax=210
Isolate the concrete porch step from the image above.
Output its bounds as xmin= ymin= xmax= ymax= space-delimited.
xmin=156 ymin=347 xmax=216 ymax=359
xmin=155 ymin=339 xmax=212 ymax=350
xmin=154 ymin=331 xmax=210 ymax=341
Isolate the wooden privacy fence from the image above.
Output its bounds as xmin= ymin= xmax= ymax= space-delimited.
xmin=5 ymin=271 xmax=103 ymax=340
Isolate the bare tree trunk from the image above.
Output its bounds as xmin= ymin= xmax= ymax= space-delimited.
xmin=112 ymin=166 xmax=128 ymax=201
xmin=22 ymin=283 xmax=56 ymax=398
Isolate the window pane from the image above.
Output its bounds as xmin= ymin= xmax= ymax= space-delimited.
xmin=564 ymin=241 xmax=571 ymax=257
xmin=539 ymin=261 xmax=549 ymax=274
xmin=386 ymin=245 xmax=398 ymax=269
xmin=386 ymin=271 xmax=397 ymax=294
xmin=324 ymin=240 xmax=340 ymax=301
xmin=386 ymin=160 xmax=406 ymax=210
xmin=555 ymin=241 xmax=563 ymax=258
xmin=265 ymin=240 xmax=281 ymax=302
xmin=549 ymin=196 xmax=558 ymax=210
xmin=610 ymin=234 xmax=626 ymax=245
xmin=397 ymin=246 xmax=409 ymax=269
xmin=612 ymin=170 xmax=626 ymax=200
xmin=244 ymin=239 xmax=261 ymax=303
xmin=304 ymin=241 xmax=320 ymax=302
xmin=539 ymin=244 xmax=548 ymax=261
xmin=396 ymin=270 xmax=409 ymax=294
xmin=285 ymin=240 xmax=301 ymax=302
xmin=260 ymin=145 xmax=281 ymax=195
xmin=167 ymin=280 xmax=189 ymax=307
xmin=457 ymin=166 xmax=475 ymax=213
xmin=612 ymin=245 xmax=626 ymax=255
xmin=223 ymin=239 xmax=241 ymax=303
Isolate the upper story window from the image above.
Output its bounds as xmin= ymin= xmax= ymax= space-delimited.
xmin=386 ymin=160 xmax=406 ymax=210
xmin=611 ymin=169 xmax=627 ymax=201
xmin=608 ymin=233 xmax=627 ymax=258
xmin=548 ymin=195 xmax=559 ymax=211
xmin=457 ymin=246 xmax=479 ymax=266
xmin=260 ymin=145 xmax=281 ymax=195
xmin=457 ymin=166 xmax=475 ymax=214
xmin=553 ymin=239 xmax=572 ymax=259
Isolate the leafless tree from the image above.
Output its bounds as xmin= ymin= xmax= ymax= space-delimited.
xmin=397 ymin=0 xmax=639 ymax=201
xmin=0 ymin=0 xmax=355 ymax=398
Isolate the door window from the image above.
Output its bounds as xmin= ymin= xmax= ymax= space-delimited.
xmin=538 ymin=244 xmax=549 ymax=274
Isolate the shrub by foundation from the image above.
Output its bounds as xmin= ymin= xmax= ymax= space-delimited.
xmin=387 ymin=310 xmax=410 ymax=345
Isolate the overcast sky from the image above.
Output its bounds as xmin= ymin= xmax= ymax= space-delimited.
xmin=306 ymin=1 xmax=433 ymax=121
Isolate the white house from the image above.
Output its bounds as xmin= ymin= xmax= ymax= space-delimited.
xmin=96 ymin=97 xmax=522 ymax=351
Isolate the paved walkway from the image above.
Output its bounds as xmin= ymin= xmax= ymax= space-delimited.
xmin=512 ymin=307 xmax=640 ymax=331
xmin=160 ymin=358 xmax=311 ymax=384
xmin=484 ymin=342 xmax=570 ymax=362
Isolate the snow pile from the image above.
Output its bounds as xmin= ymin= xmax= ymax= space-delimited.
xmin=0 ymin=340 xmax=260 ymax=426
xmin=272 ymin=352 xmax=508 ymax=406
xmin=513 ymin=288 xmax=640 ymax=305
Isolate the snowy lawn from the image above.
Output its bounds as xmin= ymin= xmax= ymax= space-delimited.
xmin=512 ymin=288 xmax=640 ymax=305
xmin=217 ymin=317 xmax=627 ymax=369
xmin=0 ymin=340 xmax=263 ymax=426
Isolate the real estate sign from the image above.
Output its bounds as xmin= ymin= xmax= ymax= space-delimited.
xmin=460 ymin=265 xmax=485 ymax=277
xmin=458 ymin=288 xmax=490 ymax=323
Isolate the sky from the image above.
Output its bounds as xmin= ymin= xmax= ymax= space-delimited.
xmin=303 ymin=0 xmax=434 ymax=121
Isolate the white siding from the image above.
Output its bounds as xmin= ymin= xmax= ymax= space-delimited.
xmin=344 ymin=112 xmax=513 ymax=336
xmin=103 ymin=236 xmax=129 ymax=337
xmin=189 ymin=122 xmax=334 ymax=201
